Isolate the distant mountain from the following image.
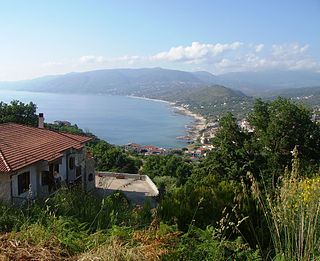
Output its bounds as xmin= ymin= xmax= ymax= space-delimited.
xmin=0 ymin=68 xmax=209 ymax=95
xmin=261 ymin=86 xmax=320 ymax=98
xmin=214 ymin=70 xmax=320 ymax=95
xmin=260 ymin=86 xmax=320 ymax=108
xmin=1 ymin=68 xmax=320 ymax=97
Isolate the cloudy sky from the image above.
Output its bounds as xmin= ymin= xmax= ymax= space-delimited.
xmin=0 ymin=0 xmax=319 ymax=81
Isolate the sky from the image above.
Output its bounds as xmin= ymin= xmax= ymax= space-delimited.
xmin=0 ymin=0 xmax=319 ymax=81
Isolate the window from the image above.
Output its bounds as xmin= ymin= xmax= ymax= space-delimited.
xmin=76 ymin=166 xmax=81 ymax=177
xmin=69 ymin=157 xmax=75 ymax=170
xmin=41 ymin=170 xmax=49 ymax=186
xmin=54 ymin=163 xmax=59 ymax=173
xmin=18 ymin=171 xmax=30 ymax=195
xmin=88 ymin=173 xmax=94 ymax=182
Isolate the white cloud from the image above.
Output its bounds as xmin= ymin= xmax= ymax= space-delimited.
xmin=271 ymin=43 xmax=309 ymax=57
xmin=79 ymin=55 xmax=105 ymax=64
xmin=37 ymin=42 xmax=319 ymax=79
xmin=152 ymin=41 xmax=243 ymax=63
xmin=42 ymin=61 xmax=63 ymax=67
xmin=255 ymin=44 xmax=264 ymax=53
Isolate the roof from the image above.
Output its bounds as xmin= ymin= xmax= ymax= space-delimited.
xmin=0 ymin=123 xmax=93 ymax=173
xmin=60 ymin=132 xmax=92 ymax=143
xmin=143 ymin=145 xmax=159 ymax=150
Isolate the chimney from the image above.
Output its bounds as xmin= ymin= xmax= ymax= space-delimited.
xmin=38 ymin=113 xmax=44 ymax=128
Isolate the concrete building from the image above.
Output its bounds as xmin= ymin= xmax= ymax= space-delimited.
xmin=95 ymin=172 xmax=159 ymax=206
xmin=0 ymin=122 xmax=95 ymax=204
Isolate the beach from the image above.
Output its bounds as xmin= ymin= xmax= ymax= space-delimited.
xmin=128 ymin=95 xmax=207 ymax=143
xmin=172 ymin=105 xmax=207 ymax=142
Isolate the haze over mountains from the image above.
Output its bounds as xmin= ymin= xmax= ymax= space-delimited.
xmin=1 ymin=68 xmax=320 ymax=98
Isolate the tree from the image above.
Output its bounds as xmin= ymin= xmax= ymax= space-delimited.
xmin=0 ymin=100 xmax=38 ymax=126
xmin=200 ymin=112 xmax=258 ymax=181
xmin=88 ymin=140 xmax=142 ymax=173
xmin=248 ymin=98 xmax=320 ymax=171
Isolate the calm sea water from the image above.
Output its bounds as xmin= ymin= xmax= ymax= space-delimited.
xmin=0 ymin=90 xmax=193 ymax=148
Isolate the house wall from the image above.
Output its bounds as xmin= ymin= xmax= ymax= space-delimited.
xmin=0 ymin=174 xmax=11 ymax=203
xmin=8 ymin=147 xmax=93 ymax=203
xmin=66 ymin=148 xmax=85 ymax=183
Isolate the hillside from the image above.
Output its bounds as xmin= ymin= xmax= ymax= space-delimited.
xmin=155 ymin=85 xmax=251 ymax=121
xmin=261 ymin=86 xmax=320 ymax=108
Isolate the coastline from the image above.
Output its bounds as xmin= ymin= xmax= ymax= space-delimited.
xmin=172 ymin=105 xmax=207 ymax=142
xmin=127 ymin=95 xmax=207 ymax=144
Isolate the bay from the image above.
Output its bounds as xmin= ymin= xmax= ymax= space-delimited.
xmin=0 ymin=89 xmax=193 ymax=148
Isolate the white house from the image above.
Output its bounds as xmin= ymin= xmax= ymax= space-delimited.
xmin=0 ymin=121 xmax=95 ymax=204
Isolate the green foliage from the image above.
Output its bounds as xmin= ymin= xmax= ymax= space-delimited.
xmin=0 ymin=189 xmax=154 ymax=257
xmin=169 ymin=226 xmax=260 ymax=261
xmin=0 ymin=100 xmax=38 ymax=126
xmin=249 ymin=98 xmax=320 ymax=167
xmin=195 ymin=112 xmax=261 ymax=182
xmin=141 ymin=155 xmax=192 ymax=185
xmin=0 ymin=203 xmax=24 ymax=232
xmin=158 ymin=175 xmax=238 ymax=231
xmin=249 ymin=149 xmax=320 ymax=260
xmin=46 ymin=122 xmax=93 ymax=136
xmin=88 ymin=140 xmax=142 ymax=173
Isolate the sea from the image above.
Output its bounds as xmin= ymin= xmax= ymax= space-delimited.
xmin=0 ymin=89 xmax=194 ymax=148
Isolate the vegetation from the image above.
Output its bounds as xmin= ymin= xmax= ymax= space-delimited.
xmin=46 ymin=122 xmax=93 ymax=136
xmin=88 ymin=140 xmax=142 ymax=173
xmin=0 ymin=98 xmax=320 ymax=260
xmin=0 ymin=100 xmax=38 ymax=126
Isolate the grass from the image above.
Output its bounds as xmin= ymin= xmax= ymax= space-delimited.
xmin=248 ymin=146 xmax=320 ymax=260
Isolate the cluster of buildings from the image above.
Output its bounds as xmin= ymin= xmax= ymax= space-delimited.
xmin=123 ymin=143 xmax=167 ymax=155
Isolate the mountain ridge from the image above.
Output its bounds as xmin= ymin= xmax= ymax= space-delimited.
xmin=1 ymin=68 xmax=320 ymax=97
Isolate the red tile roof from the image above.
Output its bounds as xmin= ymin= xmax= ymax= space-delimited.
xmin=0 ymin=123 xmax=92 ymax=173
xmin=59 ymin=132 xmax=92 ymax=143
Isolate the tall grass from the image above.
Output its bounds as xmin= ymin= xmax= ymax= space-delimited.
xmin=0 ymin=188 xmax=153 ymax=259
xmin=249 ymin=146 xmax=320 ymax=260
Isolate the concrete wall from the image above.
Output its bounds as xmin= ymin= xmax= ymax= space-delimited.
xmin=0 ymin=174 xmax=11 ymax=203
xmin=96 ymin=171 xmax=159 ymax=196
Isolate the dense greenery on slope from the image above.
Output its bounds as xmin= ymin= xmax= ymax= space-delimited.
xmin=87 ymin=140 xmax=142 ymax=173
xmin=262 ymin=86 xmax=320 ymax=108
xmin=147 ymin=85 xmax=253 ymax=121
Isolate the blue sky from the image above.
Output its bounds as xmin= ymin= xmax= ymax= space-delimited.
xmin=0 ymin=0 xmax=319 ymax=81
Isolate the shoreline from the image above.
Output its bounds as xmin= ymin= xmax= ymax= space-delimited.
xmin=127 ymin=95 xmax=207 ymax=144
